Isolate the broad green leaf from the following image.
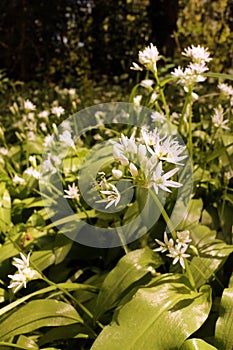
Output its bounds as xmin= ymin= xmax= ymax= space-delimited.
xmin=215 ymin=279 xmax=233 ymax=350
xmin=94 ymin=248 xmax=163 ymax=319
xmin=91 ymin=275 xmax=212 ymax=350
xmin=189 ymin=225 xmax=233 ymax=288
xmin=17 ymin=335 xmax=38 ymax=349
xmin=38 ymin=324 xmax=88 ymax=346
xmin=177 ymin=199 xmax=203 ymax=231
xmin=0 ymin=342 xmax=33 ymax=349
xmin=30 ymin=250 xmax=56 ymax=271
xmin=0 ymin=283 xmax=97 ymax=317
xmin=0 ymin=299 xmax=82 ymax=340
xmin=180 ymin=338 xmax=218 ymax=349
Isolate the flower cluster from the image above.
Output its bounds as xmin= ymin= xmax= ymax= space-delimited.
xmin=171 ymin=45 xmax=212 ymax=91
xmin=95 ymin=127 xmax=187 ymax=209
xmin=154 ymin=230 xmax=192 ymax=269
xmin=130 ymin=43 xmax=161 ymax=73
xmin=8 ymin=252 xmax=39 ymax=293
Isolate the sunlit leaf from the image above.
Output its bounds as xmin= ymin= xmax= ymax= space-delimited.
xmin=91 ymin=275 xmax=212 ymax=350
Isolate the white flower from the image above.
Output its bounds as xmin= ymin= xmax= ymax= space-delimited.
xmin=154 ymin=232 xmax=174 ymax=253
xmin=112 ymin=132 xmax=137 ymax=166
xmin=43 ymin=135 xmax=53 ymax=147
xmin=0 ymin=147 xmax=8 ymax=155
xmin=27 ymin=131 xmax=36 ymax=140
xmin=171 ymin=65 xmax=207 ymax=88
xmin=113 ymin=147 xmax=129 ymax=166
xmin=129 ymin=162 xmax=138 ymax=177
xmin=167 ymin=245 xmax=190 ymax=269
xmin=59 ymin=130 xmax=76 ymax=150
xmin=64 ymin=183 xmax=80 ymax=199
xmin=68 ymin=88 xmax=76 ymax=96
xmin=182 ymin=45 xmax=212 ymax=64
xmin=158 ymin=136 xmax=187 ymax=165
xmin=51 ymin=106 xmax=65 ymax=117
xmin=8 ymin=252 xmax=39 ymax=293
xmin=24 ymin=99 xmax=36 ymax=111
xmin=12 ymin=252 xmax=31 ymax=270
xmin=176 ymin=230 xmax=192 ymax=247
xmin=38 ymin=110 xmax=49 ymax=119
xmin=140 ymin=79 xmax=154 ymax=90
xmin=13 ymin=174 xmax=25 ymax=185
xmin=152 ymin=161 xmax=182 ymax=194
xmin=133 ymin=95 xmax=142 ymax=106
xmin=25 ymin=167 xmax=40 ymax=179
xmin=151 ymin=111 xmax=165 ymax=121
xmin=8 ymin=271 xmax=27 ymax=293
xmin=138 ymin=43 xmax=161 ymax=72
xmin=42 ymin=154 xmax=60 ymax=175
xmin=150 ymin=92 xmax=158 ymax=104
xmin=40 ymin=122 xmax=47 ymax=132
xmin=212 ymin=105 xmax=229 ymax=130
xmin=112 ymin=169 xmax=123 ymax=179
xmin=130 ymin=62 xmax=143 ymax=71
xmin=96 ymin=183 xmax=121 ymax=209
xmin=61 ymin=120 xmax=72 ymax=132
xmin=218 ymin=83 xmax=233 ymax=97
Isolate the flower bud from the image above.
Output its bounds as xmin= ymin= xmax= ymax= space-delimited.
xmin=129 ymin=162 xmax=138 ymax=177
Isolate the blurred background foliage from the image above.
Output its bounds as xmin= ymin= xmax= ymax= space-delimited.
xmin=0 ymin=0 xmax=232 ymax=86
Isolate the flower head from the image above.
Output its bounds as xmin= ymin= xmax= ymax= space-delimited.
xmin=182 ymin=45 xmax=212 ymax=64
xmin=212 ymin=105 xmax=229 ymax=130
xmin=96 ymin=183 xmax=121 ymax=209
xmin=138 ymin=43 xmax=161 ymax=72
xmin=64 ymin=183 xmax=80 ymax=199
xmin=8 ymin=252 xmax=39 ymax=293
xmin=51 ymin=106 xmax=65 ymax=118
xmin=24 ymin=100 xmax=36 ymax=111
xmin=151 ymin=162 xmax=182 ymax=194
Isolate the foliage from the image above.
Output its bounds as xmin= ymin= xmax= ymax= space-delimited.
xmin=0 ymin=38 xmax=232 ymax=350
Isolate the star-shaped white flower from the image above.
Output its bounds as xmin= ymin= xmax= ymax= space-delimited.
xmin=64 ymin=183 xmax=80 ymax=199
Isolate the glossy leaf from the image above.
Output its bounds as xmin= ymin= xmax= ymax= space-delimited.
xmin=180 ymin=338 xmax=217 ymax=350
xmin=215 ymin=278 xmax=233 ymax=350
xmin=94 ymin=248 xmax=163 ymax=319
xmin=189 ymin=225 xmax=233 ymax=288
xmin=0 ymin=299 xmax=82 ymax=340
xmin=0 ymin=283 xmax=97 ymax=317
xmin=91 ymin=275 xmax=212 ymax=350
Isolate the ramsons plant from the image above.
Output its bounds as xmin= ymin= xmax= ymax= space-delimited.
xmin=0 ymin=43 xmax=232 ymax=350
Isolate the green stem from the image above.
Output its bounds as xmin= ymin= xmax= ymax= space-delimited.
xmin=184 ymin=259 xmax=196 ymax=291
xmin=154 ymin=73 xmax=170 ymax=120
xmin=149 ymin=189 xmax=176 ymax=240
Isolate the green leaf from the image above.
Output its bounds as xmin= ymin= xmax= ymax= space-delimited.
xmin=38 ymin=324 xmax=88 ymax=346
xmin=0 ymin=283 xmax=97 ymax=317
xmin=0 ymin=299 xmax=82 ymax=340
xmin=189 ymin=225 xmax=233 ymax=288
xmin=17 ymin=335 xmax=39 ymax=349
xmin=180 ymin=338 xmax=218 ymax=350
xmin=215 ymin=279 xmax=233 ymax=350
xmin=204 ymin=72 xmax=233 ymax=81
xmin=177 ymin=199 xmax=203 ymax=231
xmin=94 ymin=248 xmax=163 ymax=319
xmin=91 ymin=275 xmax=212 ymax=350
